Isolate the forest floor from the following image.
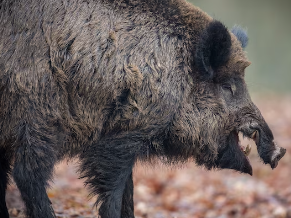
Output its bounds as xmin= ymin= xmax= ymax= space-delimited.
xmin=7 ymin=95 xmax=291 ymax=218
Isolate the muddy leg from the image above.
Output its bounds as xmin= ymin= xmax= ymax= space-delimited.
xmin=80 ymin=136 xmax=139 ymax=218
xmin=13 ymin=123 xmax=57 ymax=218
xmin=121 ymin=172 xmax=134 ymax=218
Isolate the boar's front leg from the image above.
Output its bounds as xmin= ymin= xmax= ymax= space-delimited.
xmin=121 ymin=172 xmax=134 ymax=218
xmin=80 ymin=135 xmax=139 ymax=218
xmin=12 ymin=122 xmax=57 ymax=218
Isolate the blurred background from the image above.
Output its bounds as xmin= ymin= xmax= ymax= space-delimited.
xmin=193 ymin=0 xmax=291 ymax=94
xmin=7 ymin=1 xmax=291 ymax=218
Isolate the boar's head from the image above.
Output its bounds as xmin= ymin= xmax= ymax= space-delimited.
xmin=165 ymin=21 xmax=285 ymax=175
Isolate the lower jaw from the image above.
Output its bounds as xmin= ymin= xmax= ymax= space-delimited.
xmin=216 ymin=130 xmax=253 ymax=175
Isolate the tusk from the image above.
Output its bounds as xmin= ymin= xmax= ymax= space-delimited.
xmin=251 ymin=130 xmax=259 ymax=144
xmin=244 ymin=144 xmax=252 ymax=156
xmin=251 ymin=131 xmax=256 ymax=140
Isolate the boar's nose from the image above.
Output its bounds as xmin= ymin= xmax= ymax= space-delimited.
xmin=269 ymin=143 xmax=286 ymax=169
xmin=248 ymin=122 xmax=286 ymax=169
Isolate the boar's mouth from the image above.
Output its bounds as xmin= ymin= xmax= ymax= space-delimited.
xmin=216 ymin=130 xmax=254 ymax=175
xmin=216 ymin=126 xmax=286 ymax=176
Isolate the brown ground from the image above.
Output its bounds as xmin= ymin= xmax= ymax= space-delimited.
xmin=7 ymin=95 xmax=291 ymax=218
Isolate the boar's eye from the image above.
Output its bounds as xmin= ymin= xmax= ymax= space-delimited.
xmin=222 ymin=83 xmax=233 ymax=95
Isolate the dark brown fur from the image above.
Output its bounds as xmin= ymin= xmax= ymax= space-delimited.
xmin=0 ymin=0 xmax=286 ymax=217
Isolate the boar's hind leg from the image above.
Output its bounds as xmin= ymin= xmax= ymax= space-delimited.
xmin=12 ymin=123 xmax=57 ymax=218
xmin=0 ymin=167 xmax=9 ymax=218
xmin=80 ymin=136 xmax=138 ymax=218
xmin=0 ymin=148 xmax=11 ymax=218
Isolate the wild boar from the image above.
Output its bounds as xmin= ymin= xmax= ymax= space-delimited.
xmin=0 ymin=0 xmax=286 ymax=217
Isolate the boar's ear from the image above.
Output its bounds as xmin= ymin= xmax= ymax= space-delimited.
xmin=195 ymin=21 xmax=231 ymax=80
xmin=231 ymin=25 xmax=249 ymax=49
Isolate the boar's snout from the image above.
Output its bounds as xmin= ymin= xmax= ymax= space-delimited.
xmin=242 ymin=122 xmax=286 ymax=169
xmin=269 ymin=143 xmax=286 ymax=169
xmin=216 ymin=114 xmax=286 ymax=175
